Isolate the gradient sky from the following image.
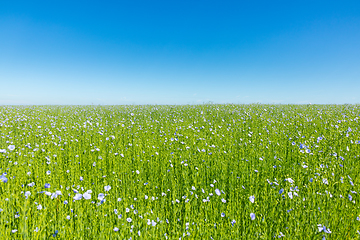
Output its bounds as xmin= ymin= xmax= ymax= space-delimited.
xmin=1 ymin=1 xmax=360 ymax=105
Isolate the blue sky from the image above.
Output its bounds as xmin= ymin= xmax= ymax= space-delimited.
xmin=1 ymin=1 xmax=359 ymax=105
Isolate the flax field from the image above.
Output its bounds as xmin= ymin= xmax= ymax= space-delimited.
xmin=0 ymin=104 xmax=359 ymax=239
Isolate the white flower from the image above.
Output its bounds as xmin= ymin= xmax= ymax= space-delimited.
xmin=249 ymin=195 xmax=255 ymax=203
xmin=288 ymin=192 xmax=293 ymax=199
xmin=83 ymin=192 xmax=91 ymax=200
xmin=0 ymin=175 xmax=8 ymax=183
xmin=51 ymin=191 xmax=62 ymax=199
xmin=136 ymin=170 xmax=140 ymax=174
xmin=215 ymin=189 xmax=221 ymax=196
xmin=98 ymin=193 xmax=105 ymax=201
xmin=8 ymin=145 xmax=15 ymax=151
xmin=25 ymin=191 xmax=31 ymax=198
xmin=104 ymin=185 xmax=111 ymax=191
xmin=113 ymin=227 xmax=119 ymax=232
xmin=286 ymin=178 xmax=294 ymax=183
xmin=250 ymin=213 xmax=255 ymax=220
xmin=73 ymin=193 xmax=82 ymax=200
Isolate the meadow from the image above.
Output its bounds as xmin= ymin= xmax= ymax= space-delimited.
xmin=0 ymin=104 xmax=359 ymax=239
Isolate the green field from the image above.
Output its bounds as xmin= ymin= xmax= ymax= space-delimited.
xmin=0 ymin=104 xmax=359 ymax=239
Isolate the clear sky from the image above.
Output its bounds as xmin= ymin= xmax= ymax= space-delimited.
xmin=1 ymin=1 xmax=359 ymax=105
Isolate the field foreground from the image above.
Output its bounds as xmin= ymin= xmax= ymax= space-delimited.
xmin=0 ymin=104 xmax=359 ymax=239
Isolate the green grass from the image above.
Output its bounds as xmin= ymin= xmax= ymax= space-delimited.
xmin=0 ymin=104 xmax=359 ymax=239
